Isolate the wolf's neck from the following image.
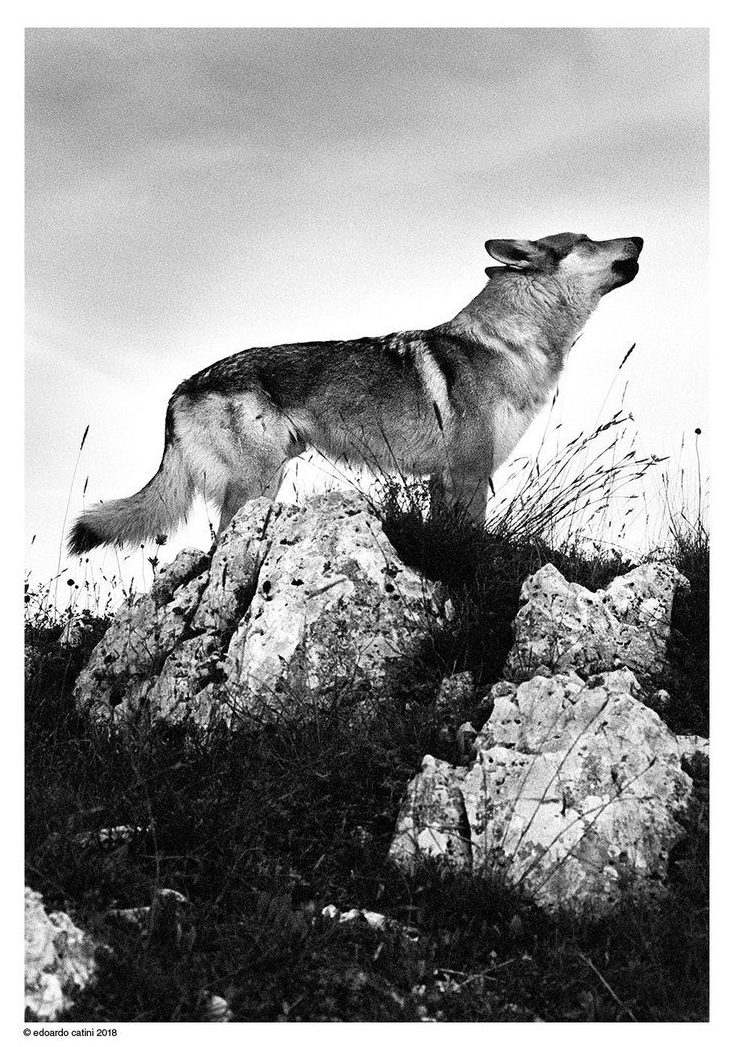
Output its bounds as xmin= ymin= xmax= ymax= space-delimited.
xmin=446 ymin=269 xmax=595 ymax=362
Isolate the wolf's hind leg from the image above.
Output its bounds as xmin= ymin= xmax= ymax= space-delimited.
xmin=217 ymin=464 xmax=285 ymax=536
xmin=217 ymin=482 xmax=251 ymax=536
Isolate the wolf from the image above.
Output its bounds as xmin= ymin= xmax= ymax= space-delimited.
xmin=68 ymin=232 xmax=642 ymax=554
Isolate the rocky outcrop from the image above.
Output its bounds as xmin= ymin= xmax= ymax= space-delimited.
xmin=390 ymin=669 xmax=700 ymax=915
xmin=390 ymin=558 xmax=705 ymax=914
xmin=69 ymin=492 xmax=705 ymax=917
xmin=504 ymin=562 xmax=689 ymax=684
xmin=74 ymin=492 xmax=438 ymax=728
xmin=25 ymin=888 xmax=97 ymax=1021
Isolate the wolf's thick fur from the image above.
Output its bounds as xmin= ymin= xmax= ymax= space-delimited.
xmin=68 ymin=232 xmax=642 ymax=553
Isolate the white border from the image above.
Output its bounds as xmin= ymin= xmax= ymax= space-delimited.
xmin=6 ymin=4 xmax=731 ymax=1041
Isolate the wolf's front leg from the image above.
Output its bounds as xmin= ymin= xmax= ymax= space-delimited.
xmin=429 ymin=470 xmax=489 ymax=526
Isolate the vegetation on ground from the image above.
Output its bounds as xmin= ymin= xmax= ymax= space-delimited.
xmin=25 ymin=415 xmax=709 ymax=1022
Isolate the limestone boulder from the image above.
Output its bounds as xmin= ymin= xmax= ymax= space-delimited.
xmin=190 ymin=499 xmax=281 ymax=635
xmin=25 ymin=888 xmax=97 ymax=1021
xmin=221 ymin=491 xmax=437 ymax=723
xmin=74 ymin=492 xmax=438 ymax=728
xmin=504 ymin=561 xmax=689 ymax=684
xmin=390 ymin=669 xmax=699 ymax=914
xmin=391 ymin=755 xmax=472 ymax=871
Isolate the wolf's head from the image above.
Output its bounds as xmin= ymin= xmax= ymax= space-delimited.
xmin=484 ymin=233 xmax=643 ymax=298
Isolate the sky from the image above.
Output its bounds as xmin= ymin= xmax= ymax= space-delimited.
xmin=25 ymin=27 xmax=708 ymax=602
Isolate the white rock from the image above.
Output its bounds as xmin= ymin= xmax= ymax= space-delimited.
xmin=75 ymin=492 xmax=437 ymax=728
xmin=360 ymin=910 xmax=388 ymax=931
xmin=192 ymin=499 xmax=282 ymax=634
xmin=73 ymin=824 xmax=145 ymax=850
xmin=25 ymin=888 xmax=96 ymax=1020
xmin=504 ymin=561 xmax=689 ymax=684
xmin=390 ymin=754 xmax=472 ymax=871
xmin=223 ymin=492 xmax=437 ymax=723
xmin=390 ymin=670 xmax=697 ymax=914
xmin=202 ymin=993 xmax=233 ymax=1022
xmin=320 ymin=904 xmax=406 ymax=935
xmin=105 ymin=906 xmax=150 ymax=931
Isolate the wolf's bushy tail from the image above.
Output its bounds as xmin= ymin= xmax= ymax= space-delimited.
xmin=67 ymin=438 xmax=194 ymax=555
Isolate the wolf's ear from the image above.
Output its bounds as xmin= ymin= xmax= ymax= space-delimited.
xmin=485 ymin=239 xmax=546 ymax=270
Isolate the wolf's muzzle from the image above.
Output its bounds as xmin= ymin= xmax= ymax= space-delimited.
xmin=612 ymin=258 xmax=640 ymax=280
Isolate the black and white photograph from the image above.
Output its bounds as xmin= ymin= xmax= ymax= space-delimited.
xmin=23 ymin=16 xmax=712 ymax=1027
